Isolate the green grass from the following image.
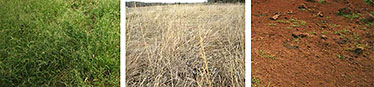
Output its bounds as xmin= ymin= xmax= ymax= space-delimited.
xmin=337 ymin=10 xmax=361 ymax=19
xmin=259 ymin=50 xmax=276 ymax=59
xmin=0 ymin=0 xmax=120 ymax=86
xmin=268 ymin=23 xmax=277 ymax=26
xmin=361 ymin=17 xmax=374 ymax=28
xmin=364 ymin=0 xmax=374 ymax=5
xmin=343 ymin=13 xmax=361 ymax=19
xmin=336 ymin=54 xmax=343 ymax=59
xmin=276 ymin=19 xmax=306 ymax=29
xmin=318 ymin=0 xmax=326 ymax=4
xmin=251 ymin=77 xmax=262 ymax=87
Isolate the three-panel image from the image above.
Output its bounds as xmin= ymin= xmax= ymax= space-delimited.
xmin=1 ymin=0 xmax=373 ymax=87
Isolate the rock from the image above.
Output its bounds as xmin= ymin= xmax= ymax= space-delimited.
xmin=292 ymin=32 xmax=308 ymax=38
xmin=317 ymin=11 xmax=323 ymax=17
xmin=356 ymin=47 xmax=364 ymax=51
xmin=355 ymin=47 xmax=364 ymax=54
xmin=270 ymin=14 xmax=281 ymax=20
xmin=299 ymin=3 xmax=308 ymax=9
xmin=321 ymin=25 xmax=328 ymax=28
xmin=321 ymin=35 xmax=328 ymax=39
xmin=287 ymin=10 xmax=295 ymax=14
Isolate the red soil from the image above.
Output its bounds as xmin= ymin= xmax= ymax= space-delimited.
xmin=252 ymin=0 xmax=374 ymax=86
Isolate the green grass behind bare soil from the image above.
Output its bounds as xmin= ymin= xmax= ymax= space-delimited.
xmin=0 ymin=0 xmax=119 ymax=86
xmin=126 ymin=4 xmax=245 ymax=87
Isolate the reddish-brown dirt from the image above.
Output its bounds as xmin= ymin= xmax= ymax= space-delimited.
xmin=252 ymin=0 xmax=374 ymax=86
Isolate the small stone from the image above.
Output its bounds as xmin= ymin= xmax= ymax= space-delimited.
xmin=356 ymin=47 xmax=364 ymax=51
xmin=270 ymin=14 xmax=281 ymax=20
xmin=321 ymin=25 xmax=328 ymax=28
xmin=287 ymin=10 xmax=295 ymax=14
xmin=299 ymin=3 xmax=308 ymax=9
xmin=317 ymin=11 xmax=323 ymax=17
xmin=292 ymin=32 xmax=308 ymax=38
xmin=355 ymin=47 xmax=364 ymax=54
xmin=321 ymin=35 xmax=328 ymax=39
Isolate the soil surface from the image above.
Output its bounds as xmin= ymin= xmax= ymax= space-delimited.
xmin=252 ymin=0 xmax=374 ymax=86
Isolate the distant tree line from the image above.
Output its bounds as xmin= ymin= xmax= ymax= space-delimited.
xmin=208 ymin=0 xmax=245 ymax=3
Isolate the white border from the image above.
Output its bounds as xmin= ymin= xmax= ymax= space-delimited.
xmin=245 ymin=0 xmax=251 ymax=87
xmin=120 ymin=0 xmax=126 ymax=87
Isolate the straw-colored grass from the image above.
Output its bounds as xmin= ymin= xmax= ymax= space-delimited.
xmin=126 ymin=4 xmax=244 ymax=87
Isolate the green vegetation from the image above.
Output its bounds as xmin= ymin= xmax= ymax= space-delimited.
xmin=336 ymin=54 xmax=343 ymax=59
xmin=268 ymin=23 xmax=277 ymax=26
xmin=251 ymin=77 xmax=262 ymax=87
xmin=277 ymin=20 xmax=290 ymax=24
xmin=337 ymin=8 xmax=361 ymax=19
xmin=334 ymin=29 xmax=349 ymax=35
xmin=321 ymin=31 xmax=326 ymax=34
xmin=343 ymin=13 xmax=361 ymax=19
xmin=276 ymin=19 xmax=307 ymax=29
xmin=0 ymin=0 xmax=120 ymax=86
xmin=319 ymin=0 xmax=327 ymax=4
xmin=363 ymin=0 xmax=374 ymax=5
xmin=259 ymin=50 xmax=276 ymax=59
xmin=329 ymin=24 xmax=340 ymax=28
xmin=326 ymin=16 xmax=331 ymax=19
xmin=360 ymin=17 xmax=374 ymax=28
xmin=309 ymin=31 xmax=317 ymax=35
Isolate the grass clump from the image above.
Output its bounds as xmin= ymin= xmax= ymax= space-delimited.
xmin=276 ymin=19 xmax=306 ymax=29
xmin=268 ymin=23 xmax=277 ymax=26
xmin=0 ymin=0 xmax=120 ymax=86
xmin=319 ymin=0 xmax=327 ymax=4
xmin=336 ymin=54 xmax=343 ymax=59
xmin=337 ymin=8 xmax=361 ymax=19
xmin=259 ymin=50 xmax=276 ymax=59
xmin=343 ymin=13 xmax=361 ymax=19
xmin=251 ymin=77 xmax=262 ymax=87
xmin=360 ymin=17 xmax=374 ymax=28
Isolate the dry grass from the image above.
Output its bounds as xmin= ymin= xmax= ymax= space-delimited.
xmin=126 ymin=4 xmax=244 ymax=87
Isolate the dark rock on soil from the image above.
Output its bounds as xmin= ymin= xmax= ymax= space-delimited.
xmin=292 ymin=32 xmax=308 ymax=38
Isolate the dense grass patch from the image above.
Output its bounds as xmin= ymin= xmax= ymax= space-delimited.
xmin=0 ymin=0 xmax=119 ymax=86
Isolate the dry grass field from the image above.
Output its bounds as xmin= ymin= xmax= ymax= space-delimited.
xmin=126 ymin=4 xmax=245 ymax=87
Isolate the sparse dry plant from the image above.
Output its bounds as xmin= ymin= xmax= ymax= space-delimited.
xmin=126 ymin=4 xmax=244 ymax=87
